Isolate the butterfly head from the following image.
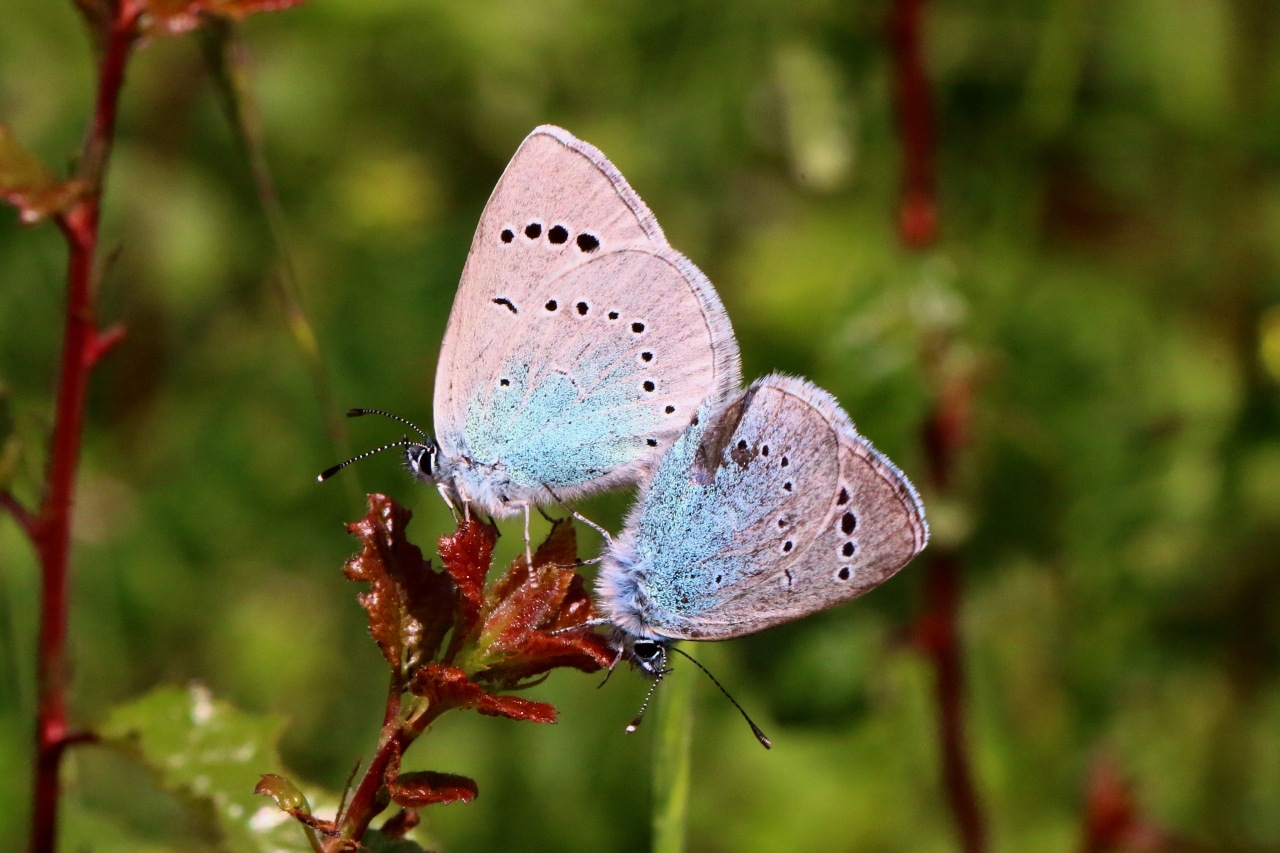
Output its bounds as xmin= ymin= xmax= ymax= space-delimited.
xmin=404 ymin=438 xmax=446 ymax=483
xmin=318 ymin=409 xmax=449 ymax=485
xmin=622 ymin=635 xmax=669 ymax=677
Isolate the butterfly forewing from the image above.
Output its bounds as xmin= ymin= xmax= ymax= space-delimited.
xmin=433 ymin=126 xmax=740 ymax=501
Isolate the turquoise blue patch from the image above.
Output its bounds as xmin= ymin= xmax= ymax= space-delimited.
xmin=463 ymin=356 xmax=660 ymax=489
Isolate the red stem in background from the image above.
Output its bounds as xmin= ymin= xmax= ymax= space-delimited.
xmin=892 ymin=0 xmax=985 ymax=848
xmin=917 ymin=370 xmax=986 ymax=853
xmin=27 ymin=4 xmax=137 ymax=852
xmin=891 ymin=0 xmax=939 ymax=248
xmin=915 ymin=552 xmax=985 ymax=853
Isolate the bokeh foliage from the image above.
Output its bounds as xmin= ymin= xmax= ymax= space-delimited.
xmin=3 ymin=0 xmax=1280 ymax=850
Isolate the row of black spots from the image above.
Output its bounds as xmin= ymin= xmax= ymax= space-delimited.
xmin=499 ymin=222 xmax=600 ymax=253
xmin=538 ymin=299 xmax=649 ymax=338
xmin=833 ymin=488 xmax=860 ymax=577
xmin=840 ymin=509 xmax=857 ymax=534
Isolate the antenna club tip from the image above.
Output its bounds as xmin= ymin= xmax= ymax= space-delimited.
xmin=625 ymin=724 xmax=639 ymax=734
xmin=318 ymin=466 xmax=341 ymax=482
xmin=346 ymin=408 xmax=365 ymax=417
xmin=757 ymin=734 xmax=773 ymax=749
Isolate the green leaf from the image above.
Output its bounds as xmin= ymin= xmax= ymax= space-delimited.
xmin=361 ymin=829 xmax=430 ymax=853
xmin=100 ymin=683 xmax=330 ymax=853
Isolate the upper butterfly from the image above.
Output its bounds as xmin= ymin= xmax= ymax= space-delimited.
xmin=330 ymin=126 xmax=741 ymax=522
xmin=595 ymin=374 xmax=928 ymax=673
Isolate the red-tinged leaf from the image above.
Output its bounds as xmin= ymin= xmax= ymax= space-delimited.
xmin=479 ymin=558 xmax=576 ymax=652
xmin=379 ymin=809 xmax=420 ymax=839
xmin=438 ymin=518 xmax=497 ymax=637
xmin=404 ymin=663 xmax=555 ymax=722
xmin=138 ymin=0 xmax=304 ymax=38
xmin=388 ymin=771 xmax=477 ymax=807
xmin=475 ymin=693 xmax=557 ymax=723
xmin=481 ymin=519 xmax=580 ymax=649
xmin=346 ymin=494 xmax=455 ymax=669
xmin=367 ymin=497 xmax=456 ymax=662
xmin=406 ymin=664 xmax=484 ymax=711
xmin=0 ymin=126 xmax=83 ymax=224
xmin=549 ymin=571 xmax=598 ymax=632
xmin=461 ymin=517 xmax=614 ymax=684
xmin=476 ymin=630 xmax=615 ymax=688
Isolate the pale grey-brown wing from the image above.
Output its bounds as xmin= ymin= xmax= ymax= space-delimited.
xmin=659 ymin=374 xmax=927 ymax=641
xmin=432 ymin=126 xmax=739 ymax=485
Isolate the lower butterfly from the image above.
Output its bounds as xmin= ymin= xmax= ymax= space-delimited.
xmin=591 ymin=374 xmax=928 ymax=743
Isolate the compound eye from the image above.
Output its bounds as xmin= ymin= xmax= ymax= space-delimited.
xmin=633 ymin=640 xmax=660 ymax=661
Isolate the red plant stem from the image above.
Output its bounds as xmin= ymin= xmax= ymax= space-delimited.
xmin=1 ymin=491 xmax=37 ymax=539
xmin=331 ymin=674 xmax=458 ymax=849
xmin=917 ymin=554 xmax=985 ymax=853
xmin=892 ymin=0 xmax=985 ymax=847
xmin=917 ymin=368 xmax=985 ymax=853
xmin=332 ymin=672 xmax=407 ymax=848
xmin=891 ymin=0 xmax=939 ymax=248
xmin=333 ymin=730 xmax=403 ymax=848
xmin=28 ymin=5 xmax=136 ymax=853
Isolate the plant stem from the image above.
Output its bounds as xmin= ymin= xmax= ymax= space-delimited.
xmin=199 ymin=24 xmax=359 ymax=505
xmin=28 ymin=4 xmax=136 ymax=852
xmin=890 ymin=0 xmax=938 ymax=248
xmin=651 ymin=644 xmax=696 ymax=853
xmin=917 ymin=553 xmax=985 ymax=853
xmin=918 ymin=361 xmax=985 ymax=853
xmin=331 ymin=670 xmax=410 ymax=849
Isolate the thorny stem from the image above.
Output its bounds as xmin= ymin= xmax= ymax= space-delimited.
xmin=26 ymin=3 xmax=138 ymax=852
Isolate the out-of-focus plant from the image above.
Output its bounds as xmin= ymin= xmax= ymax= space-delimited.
xmin=0 ymin=1 xmax=302 ymax=850
xmin=254 ymin=494 xmax=613 ymax=851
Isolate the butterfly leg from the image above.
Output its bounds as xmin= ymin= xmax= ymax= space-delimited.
xmin=540 ymin=482 xmax=613 ymax=547
xmin=516 ymin=499 xmax=533 ymax=567
xmin=570 ymin=510 xmax=614 ymax=548
xmin=436 ymin=483 xmax=460 ymax=523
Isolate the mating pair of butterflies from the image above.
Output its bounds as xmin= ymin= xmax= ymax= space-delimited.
xmin=330 ymin=126 xmax=928 ymax=686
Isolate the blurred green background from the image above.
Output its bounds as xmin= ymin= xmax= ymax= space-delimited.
xmin=3 ymin=0 xmax=1280 ymax=850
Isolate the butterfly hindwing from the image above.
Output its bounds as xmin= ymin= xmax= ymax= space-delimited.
xmin=604 ymin=374 xmax=927 ymax=641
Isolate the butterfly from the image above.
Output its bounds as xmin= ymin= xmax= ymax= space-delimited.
xmin=324 ymin=126 xmax=741 ymax=540
xmin=593 ymin=373 xmax=928 ymax=732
